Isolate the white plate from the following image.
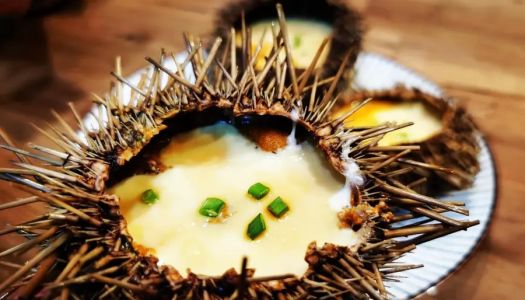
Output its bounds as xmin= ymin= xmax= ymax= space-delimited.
xmin=84 ymin=52 xmax=497 ymax=300
xmin=354 ymin=52 xmax=497 ymax=300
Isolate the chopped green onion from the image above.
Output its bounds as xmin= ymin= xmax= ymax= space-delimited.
xmin=267 ymin=197 xmax=289 ymax=218
xmin=247 ymin=213 xmax=266 ymax=240
xmin=398 ymin=132 xmax=409 ymax=142
xmin=141 ymin=189 xmax=159 ymax=205
xmin=248 ymin=182 xmax=270 ymax=200
xmin=199 ymin=197 xmax=226 ymax=218
xmin=293 ymin=35 xmax=301 ymax=48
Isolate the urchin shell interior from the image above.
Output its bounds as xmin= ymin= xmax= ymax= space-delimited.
xmin=0 ymin=6 xmax=479 ymax=300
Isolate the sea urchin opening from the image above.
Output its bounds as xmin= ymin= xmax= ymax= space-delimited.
xmin=111 ymin=115 xmax=364 ymax=277
xmin=333 ymin=99 xmax=443 ymax=146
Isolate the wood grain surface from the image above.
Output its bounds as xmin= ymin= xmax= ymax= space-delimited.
xmin=0 ymin=0 xmax=524 ymax=299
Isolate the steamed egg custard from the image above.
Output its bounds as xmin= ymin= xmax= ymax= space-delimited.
xmin=335 ymin=100 xmax=443 ymax=146
xmin=112 ymin=123 xmax=359 ymax=276
xmin=240 ymin=19 xmax=332 ymax=70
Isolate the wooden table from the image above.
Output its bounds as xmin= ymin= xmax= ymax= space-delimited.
xmin=0 ymin=0 xmax=523 ymax=299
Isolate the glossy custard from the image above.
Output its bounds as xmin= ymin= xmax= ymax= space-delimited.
xmin=242 ymin=19 xmax=332 ymax=69
xmin=334 ymin=100 xmax=443 ymax=146
xmin=112 ymin=123 xmax=359 ymax=276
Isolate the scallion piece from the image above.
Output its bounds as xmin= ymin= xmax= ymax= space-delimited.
xmin=247 ymin=213 xmax=266 ymax=240
xmin=199 ymin=197 xmax=226 ymax=218
xmin=267 ymin=197 xmax=289 ymax=218
xmin=293 ymin=35 xmax=301 ymax=48
xmin=141 ymin=189 xmax=159 ymax=205
xmin=248 ymin=182 xmax=270 ymax=200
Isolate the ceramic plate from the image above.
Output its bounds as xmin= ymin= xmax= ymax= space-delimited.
xmin=354 ymin=52 xmax=497 ymax=299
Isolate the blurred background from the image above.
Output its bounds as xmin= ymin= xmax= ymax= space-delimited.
xmin=0 ymin=0 xmax=524 ymax=299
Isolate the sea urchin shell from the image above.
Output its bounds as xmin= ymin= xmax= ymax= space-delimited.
xmin=335 ymin=85 xmax=480 ymax=192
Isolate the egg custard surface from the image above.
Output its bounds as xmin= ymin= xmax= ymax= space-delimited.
xmin=335 ymin=100 xmax=443 ymax=146
xmin=242 ymin=18 xmax=332 ymax=69
xmin=113 ymin=123 xmax=359 ymax=276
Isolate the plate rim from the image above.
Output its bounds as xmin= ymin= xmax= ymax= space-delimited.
xmin=409 ymin=139 xmax=497 ymax=299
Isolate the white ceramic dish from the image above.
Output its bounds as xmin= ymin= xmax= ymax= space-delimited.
xmin=354 ymin=52 xmax=496 ymax=300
